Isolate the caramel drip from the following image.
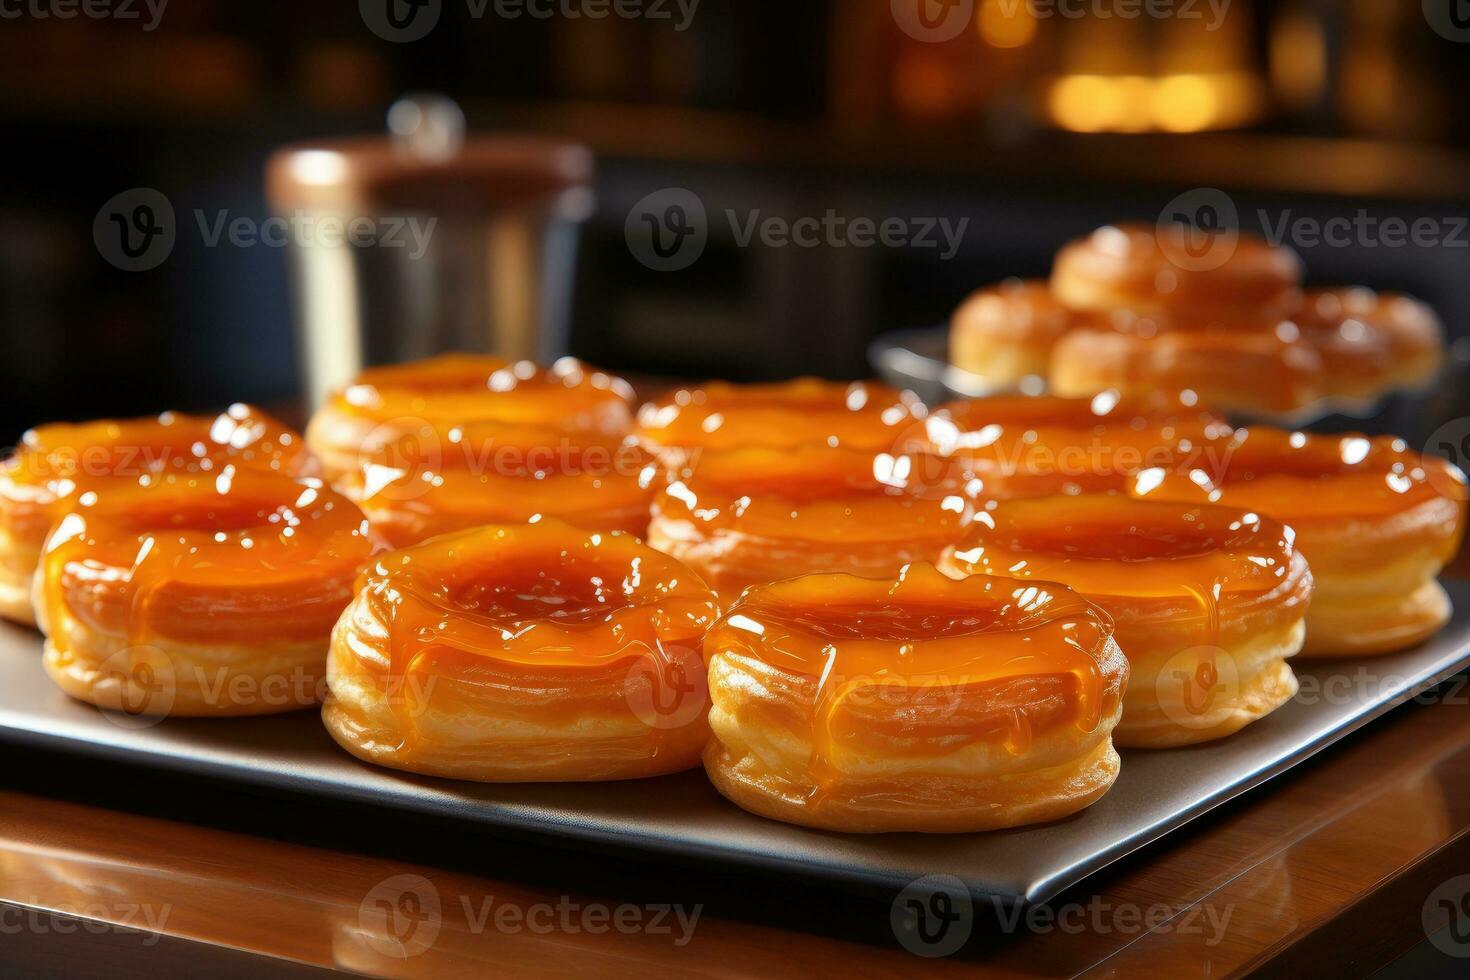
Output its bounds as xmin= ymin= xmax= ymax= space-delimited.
xmin=353 ymin=522 xmax=720 ymax=754
xmin=711 ymin=565 xmax=1115 ymax=807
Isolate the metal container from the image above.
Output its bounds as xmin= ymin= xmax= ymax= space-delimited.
xmin=265 ymin=96 xmax=595 ymax=407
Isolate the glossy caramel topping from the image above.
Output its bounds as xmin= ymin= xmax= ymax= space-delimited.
xmin=1 ymin=405 xmax=311 ymax=517
xmin=902 ymin=392 xmax=1230 ymax=498
xmin=654 ymin=444 xmax=976 ymax=544
xmin=636 ymin=378 xmax=926 ymax=454
xmin=356 ymin=519 xmax=719 ymax=673
xmin=354 ymin=421 xmax=659 ymax=546
xmin=1298 ymin=288 xmax=1443 ymax=357
xmin=321 ymin=354 xmax=635 ymax=438
xmin=951 ymin=279 xmax=1085 ymax=343
xmin=708 ymin=564 xmax=1120 ymax=769
xmin=1132 ymin=427 xmax=1468 ymax=522
xmin=1053 ymin=222 xmax=1302 ymax=316
xmin=946 ymin=495 xmax=1309 ymax=638
xmin=41 ymin=468 xmax=373 ymax=645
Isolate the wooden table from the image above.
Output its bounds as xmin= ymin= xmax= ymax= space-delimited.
xmin=3 ymin=665 xmax=1470 ymax=978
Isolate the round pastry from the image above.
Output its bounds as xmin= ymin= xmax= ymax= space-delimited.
xmin=702 ymin=563 xmax=1128 ymax=833
xmin=354 ymin=421 xmax=658 ymax=548
xmin=1296 ymin=288 xmax=1444 ymax=392
xmin=646 ymin=444 xmax=976 ymax=599
xmin=306 ymin=354 xmax=636 ymax=492
xmin=948 ymin=279 xmax=1087 ymax=389
xmin=1048 ymin=314 xmax=1327 ymax=420
xmin=941 ymin=495 xmax=1312 ymax=747
xmin=635 ymin=378 xmax=926 ymax=463
xmin=0 ymin=405 xmax=312 ymax=624
xmin=1134 ymin=428 xmax=1468 ymax=656
xmin=1051 ymin=222 xmax=1303 ymax=321
xmin=37 ymin=467 xmax=373 ymax=717
xmin=900 ymin=391 xmax=1230 ymax=499
xmin=1287 ymin=292 xmax=1397 ymax=407
xmin=323 ymin=519 xmax=720 ymax=782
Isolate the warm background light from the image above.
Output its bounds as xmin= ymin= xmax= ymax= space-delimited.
xmin=978 ymin=0 xmax=1037 ymax=49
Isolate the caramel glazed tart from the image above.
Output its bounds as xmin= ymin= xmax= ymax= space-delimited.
xmin=702 ymin=565 xmax=1129 ymax=833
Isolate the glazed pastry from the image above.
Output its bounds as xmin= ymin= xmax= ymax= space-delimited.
xmin=306 ymin=354 xmax=636 ymax=492
xmin=37 ymin=468 xmax=373 ymax=716
xmin=948 ymin=279 xmax=1087 ymax=389
xmin=900 ymin=391 xmax=1230 ymax=499
xmin=0 ymin=405 xmax=312 ymax=624
xmin=646 ymin=444 xmax=976 ymax=598
xmin=323 ymin=519 xmax=720 ymax=781
xmin=703 ymin=563 xmax=1128 ymax=832
xmin=355 ymin=421 xmax=658 ymax=547
xmin=942 ymin=495 xmax=1312 ymax=747
xmin=1134 ymin=428 xmax=1468 ymax=656
xmin=1048 ymin=314 xmax=1327 ymax=420
xmin=635 ymin=378 xmax=926 ymax=463
xmin=1051 ymin=222 xmax=1303 ymax=321
xmin=1296 ymin=288 xmax=1444 ymax=392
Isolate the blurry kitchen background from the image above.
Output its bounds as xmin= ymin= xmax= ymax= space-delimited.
xmin=3 ymin=0 xmax=1470 ymax=442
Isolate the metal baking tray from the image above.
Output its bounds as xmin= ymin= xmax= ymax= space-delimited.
xmin=868 ymin=324 xmax=1467 ymax=440
xmin=3 ymin=582 xmax=1469 ymax=906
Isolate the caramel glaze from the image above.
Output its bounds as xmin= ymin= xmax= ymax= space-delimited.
xmin=0 ymin=405 xmax=313 ymax=624
xmin=1051 ymin=222 xmax=1303 ymax=320
xmin=1047 ymin=313 xmax=1327 ymax=416
xmin=1133 ymin=427 xmax=1468 ymax=655
xmin=942 ymin=494 xmax=1312 ymax=744
xmin=324 ymin=519 xmax=720 ymax=781
xmin=355 ymin=421 xmax=659 ymax=548
xmin=703 ymin=563 xmax=1127 ymax=831
xmin=635 ymin=378 xmax=926 ymax=462
xmin=900 ymin=391 xmax=1231 ymax=499
xmin=1295 ymin=288 xmax=1444 ymax=389
xmin=38 ymin=468 xmax=374 ymax=715
xmin=647 ymin=444 xmax=978 ymax=598
xmin=306 ymin=355 xmax=636 ymax=488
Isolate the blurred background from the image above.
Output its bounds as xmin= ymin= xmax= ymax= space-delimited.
xmin=3 ymin=0 xmax=1470 ymax=443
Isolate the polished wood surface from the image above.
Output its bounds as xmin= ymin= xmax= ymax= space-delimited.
xmin=3 ymin=671 xmax=1470 ymax=977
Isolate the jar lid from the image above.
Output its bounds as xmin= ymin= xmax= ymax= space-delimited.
xmin=265 ymin=95 xmax=594 ymax=215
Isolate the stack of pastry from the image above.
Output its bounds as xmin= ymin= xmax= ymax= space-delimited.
xmin=950 ymin=223 xmax=1444 ymax=418
xmin=307 ymin=354 xmax=657 ymax=544
xmin=3 ymin=314 xmax=1462 ymax=838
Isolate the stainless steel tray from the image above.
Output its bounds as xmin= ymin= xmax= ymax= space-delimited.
xmin=3 ymin=582 xmax=1469 ymax=906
